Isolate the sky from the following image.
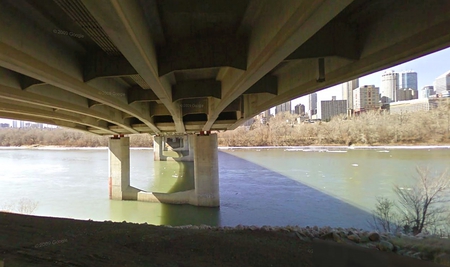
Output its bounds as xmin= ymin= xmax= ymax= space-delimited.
xmin=0 ymin=47 xmax=449 ymax=124
xmin=290 ymin=46 xmax=450 ymax=117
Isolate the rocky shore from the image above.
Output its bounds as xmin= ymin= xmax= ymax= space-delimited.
xmin=165 ymin=224 xmax=450 ymax=265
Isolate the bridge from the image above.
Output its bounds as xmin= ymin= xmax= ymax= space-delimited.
xmin=0 ymin=0 xmax=449 ymax=207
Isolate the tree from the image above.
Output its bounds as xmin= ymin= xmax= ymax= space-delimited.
xmin=394 ymin=166 xmax=450 ymax=235
xmin=368 ymin=197 xmax=402 ymax=233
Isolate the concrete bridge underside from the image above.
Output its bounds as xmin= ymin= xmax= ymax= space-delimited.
xmin=0 ymin=0 xmax=449 ymax=135
xmin=1 ymin=0 xmax=450 ymax=207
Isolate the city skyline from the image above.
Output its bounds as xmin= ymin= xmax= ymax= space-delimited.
xmin=291 ymin=46 xmax=450 ymax=117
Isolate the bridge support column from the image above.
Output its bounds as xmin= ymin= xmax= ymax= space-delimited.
xmin=153 ymin=136 xmax=165 ymax=161
xmin=191 ymin=133 xmax=220 ymax=207
xmin=109 ymin=136 xmax=139 ymax=200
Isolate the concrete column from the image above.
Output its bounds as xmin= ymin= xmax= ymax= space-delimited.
xmin=109 ymin=136 xmax=139 ymax=200
xmin=153 ymin=135 xmax=165 ymax=161
xmin=192 ymin=133 xmax=219 ymax=207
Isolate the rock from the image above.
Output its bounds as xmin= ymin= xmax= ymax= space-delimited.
xmin=347 ymin=230 xmax=355 ymax=236
xmin=321 ymin=232 xmax=341 ymax=243
xmin=368 ymin=232 xmax=380 ymax=241
xmin=313 ymin=226 xmax=319 ymax=231
xmin=249 ymin=225 xmax=258 ymax=231
xmin=347 ymin=234 xmax=361 ymax=243
xmin=377 ymin=241 xmax=394 ymax=252
xmin=360 ymin=236 xmax=371 ymax=243
xmin=235 ymin=224 xmax=244 ymax=230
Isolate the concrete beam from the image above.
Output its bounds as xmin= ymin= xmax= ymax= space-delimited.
xmin=83 ymin=51 xmax=138 ymax=82
xmin=128 ymin=86 xmax=159 ymax=104
xmin=285 ymin=20 xmax=359 ymax=60
xmin=243 ymin=75 xmax=277 ymax=95
xmin=158 ymin=35 xmax=247 ymax=76
xmin=0 ymin=5 xmax=160 ymax=134
xmin=203 ymin=0 xmax=354 ymax=130
xmin=19 ymin=74 xmax=45 ymax=90
xmin=180 ymin=98 xmax=209 ymax=116
xmin=0 ymin=84 xmax=135 ymax=134
xmin=0 ymin=100 xmax=117 ymax=134
xmin=82 ymin=0 xmax=185 ymax=133
xmin=172 ymin=80 xmax=221 ymax=102
xmin=0 ymin=111 xmax=89 ymax=133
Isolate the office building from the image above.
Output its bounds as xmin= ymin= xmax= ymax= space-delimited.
xmin=294 ymin=104 xmax=305 ymax=115
xmin=275 ymin=101 xmax=291 ymax=114
xmin=400 ymin=71 xmax=418 ymax=90
xmin=309 ymin=93 xmax=317 ymax=119
xmin=419 ymin=86 xmax=435 ymax=99
xmin=342 ymin=79 xmax=359 ymax=115
xmin=321 ymin=99 xmax=347 ymax=121
xmin=353 ymin=85 xmax=381 ymax=113
xmin=396 ymin=88 xmax=418 ymax=101
xmin=433 ymin=70 xmax=450 ymax=96
xmin=381 ymin=71 xmax=399 ymax=103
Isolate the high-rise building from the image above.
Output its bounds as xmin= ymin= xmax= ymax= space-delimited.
xmin=433 ymin=70 xmax=450 ymax=97
xmin=396 ymin=88 xmax=418 ymax=101
xmin=275 ymin=101 xmax=291 ymax=114
xmin=400 ymin=71 xmax=418 ymax=90
xmin=321 ymin=99 xmax=347 ymax=121
xmin=381 ymin=71 xmax=399 ymax=103
xmin=309 ymin=93 xmax=317 ymax=119
xmin=12 ymin=120 xmax=17 ymax=128
xmin=419 ymin=86 xmax=435 ymax=99
xmin=294 ymin=104 xmax=305 ymax=115
xmin=342 ymin=79 xmax=359 ymax=115
xmin=19 ymin=121 xmax=24 ymax=128
xmin=353 ymin=85 xmax=381 ymax=113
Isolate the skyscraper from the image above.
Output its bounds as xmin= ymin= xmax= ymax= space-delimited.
xmin=342 ymin=79 xmax=359 ymax=115
xmin=400 ymin=71 xmax=418 ymax=90
xmin=294 ymin=104 xmax=305 ymax=115
xmin=381 ymin=71 xmax=399 ymax=103
xmin=275 ymin=101 xmax=291 ymax=114
xmin=309 ymin=93 xmax=317 ymax=119
xmin=434 ymin=70 xmax=450 ymax=97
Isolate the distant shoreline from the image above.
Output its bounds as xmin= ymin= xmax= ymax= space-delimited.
xmin=1 ymin=145 xmax=450 ymax=150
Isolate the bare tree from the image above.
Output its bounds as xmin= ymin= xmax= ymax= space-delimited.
xmin=368 ymin=197 xmax=402 ymax=233
xmin=394 ymin=166 xmax=450 ymax=235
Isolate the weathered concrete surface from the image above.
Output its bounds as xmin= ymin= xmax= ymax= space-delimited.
xmin=0 ymin=0 xmax=449 ymax=134
xmin=192 ymin=134 xmax=220 ymax=207
xmin=108 ymin=137 xmax=140 ymax=200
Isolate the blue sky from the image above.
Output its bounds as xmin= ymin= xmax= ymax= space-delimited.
xmin=292 ymin=46 xmax=450 ymax=114
xmin=1 ymin=47 xmax=449 ymax=124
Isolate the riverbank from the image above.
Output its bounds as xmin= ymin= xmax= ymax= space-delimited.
xmin=1 ymin=212 xmax=448 ymax=267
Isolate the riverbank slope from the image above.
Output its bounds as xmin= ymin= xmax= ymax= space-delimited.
xmin=1 ymin=212 xmax=448 ymax=267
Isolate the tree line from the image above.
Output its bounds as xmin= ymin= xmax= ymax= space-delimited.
xmin=1 ymin=100 xmax=450 ymax=147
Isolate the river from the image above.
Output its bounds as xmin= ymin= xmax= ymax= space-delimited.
xmin=0 ymin=146 xmax=449 ymax=229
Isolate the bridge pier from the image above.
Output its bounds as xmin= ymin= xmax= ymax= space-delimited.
xmin=108 ymin=136 xmax=140 ymax=200
xmin=191 ymin=133 xmax=220 ymax=207
xmin=138 ymin=133 xmax=219 ymax=207
xmin=109 ymin=134 xmax=219 ymax=207
xmin=153 ymin=135 xmax=193 ymax=162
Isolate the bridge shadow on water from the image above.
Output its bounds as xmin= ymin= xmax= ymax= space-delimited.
xmin=116 ymin=150 xmax=375 ymax=229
